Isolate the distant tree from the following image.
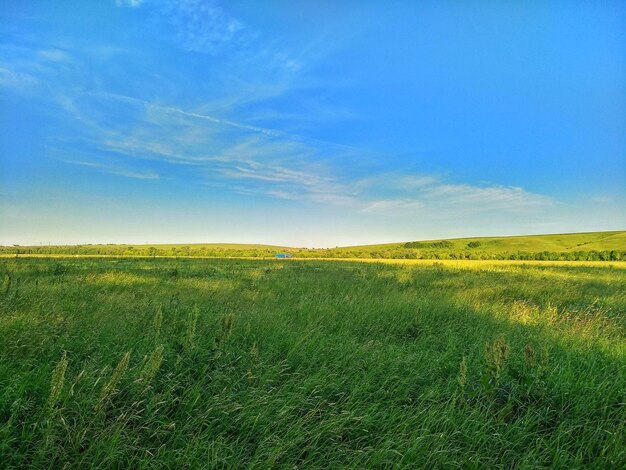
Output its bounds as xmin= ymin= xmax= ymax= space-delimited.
xmin=404 ymin=240 xmax=453 ymax=249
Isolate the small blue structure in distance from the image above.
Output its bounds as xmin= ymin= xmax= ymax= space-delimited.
xmin=274 ymin=253 xmax=294 ymax=259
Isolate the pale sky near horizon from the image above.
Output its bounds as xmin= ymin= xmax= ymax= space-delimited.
xmin=1 ymin=1 xmax=625 ymax=247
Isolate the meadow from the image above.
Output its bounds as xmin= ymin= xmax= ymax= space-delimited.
xmin=1 ymin=257 xmax=625 ymax=468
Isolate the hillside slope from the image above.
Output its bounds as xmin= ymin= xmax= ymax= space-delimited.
xmin=327 ymin=231 xmax=625 ymax=260
xmin=342 ymin=231 xmax=626 ymax=253
xmin=2 ymin=231 xmax=624 ymax=260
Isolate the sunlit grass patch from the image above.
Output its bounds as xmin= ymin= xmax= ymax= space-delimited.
xmin=86 ymin=271 xmax=157 ymax=286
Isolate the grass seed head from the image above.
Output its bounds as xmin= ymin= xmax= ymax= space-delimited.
xmin=216 ymin=313 xmax=234 ymax=348
xmin=184 ymin=306 xmax=200 ymax=352
xmin=154 ymin=305 xmax=164 ymax=341
xmin=140 ymin=345 xmax=164 ymax=386
xmin=47 ymin=351 xmax=68 ymax=409
xmin=524 ymin=344 xmax=536 ymax=368
xmin=485 ymin=336 xmax=510 ymax=377
xmin=250 ymin=342 xmax=259 ymax=362
xmin=99 ymin=351 xmax=130 ymax=403
xmin=458 ymin=356 xmax=468 ymax=388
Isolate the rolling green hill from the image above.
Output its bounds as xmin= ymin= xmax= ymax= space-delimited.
xmin=325 ymin=231 xmax=625 ymax=261
xmin=340 ymin=231 xmax=626 ymax=253
xmin=1 ymin=231 xmax=624 ymax=261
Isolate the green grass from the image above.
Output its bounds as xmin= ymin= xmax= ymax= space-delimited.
xmin=1 ymin=258 xmax=625 ymax=468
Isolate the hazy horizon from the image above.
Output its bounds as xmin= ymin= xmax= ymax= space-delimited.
xmin=3 ymin=229 xmax=625 ymax=251
xmin=2 ymin=1 xmax=625 ymax=247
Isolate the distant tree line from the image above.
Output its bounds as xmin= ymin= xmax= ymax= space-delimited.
xmin=1 ymin=244 xmax=624 ymax=261
xmin=403 ymin=240 xmax=454 ymax=249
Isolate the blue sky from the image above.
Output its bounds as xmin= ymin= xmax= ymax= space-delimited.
xmin=1 ymin=0 xmax=625 ymax=247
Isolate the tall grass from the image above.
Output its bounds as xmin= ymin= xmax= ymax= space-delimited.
xmin=0 ymin=257 xmax=624 ymax=467
xmin=46 ymin=351 xmax=67 ymax=410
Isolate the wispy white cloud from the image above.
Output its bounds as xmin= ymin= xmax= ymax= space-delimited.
xmin=0 ymin=44 xmax=76 ymax=92
xmin=420 ymin=184 xmax=552 ymax=211
xmin=93 ymin=91 xmax=283 ymax=137
xmin=590 ymin=195 xmax=613 ymax=204
xmin=115 ymin=0 xmax=143 ymax=8
xmin=159 ymin=0 xmax=245 ymax=54
xmin=0 ymin=1 xmax=556 ymax=227
xmin=361 ymin=199 xmax=425 ymax=213
xmin=37 ymin=49 xmax=70 ymax=62
xmin=58 ymin=158 xmax=160 ymax=180
xmin=50 ymin=89 xmax=555 ymax=218
xmin=0 ymin=67 xmax=39 ymax=88
xmin=355 ymin=174 xmax=554 ymax=215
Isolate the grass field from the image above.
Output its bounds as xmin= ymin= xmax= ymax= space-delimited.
xmin=1 ymin=257 xmax=625 ymax=468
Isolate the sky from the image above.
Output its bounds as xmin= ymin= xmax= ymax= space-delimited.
xmin=1 ymin=0 xmax=625 ymax=247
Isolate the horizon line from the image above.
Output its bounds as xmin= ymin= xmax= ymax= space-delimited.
xmin=3 ymin=229 xmax=624 ymax=250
